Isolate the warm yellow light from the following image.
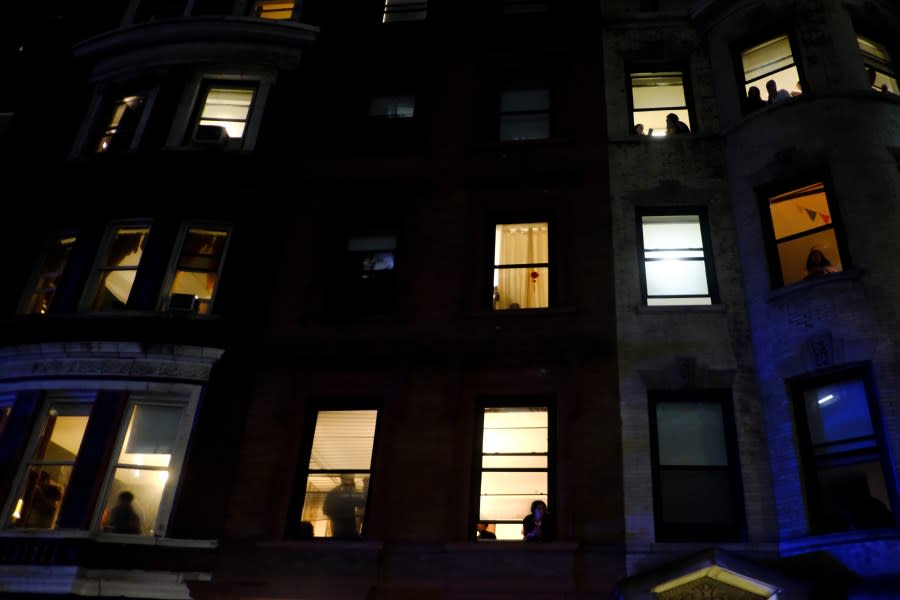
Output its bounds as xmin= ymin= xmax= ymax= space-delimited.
xmin=12 ymin=499 xmax=23 ymax=520
xmin=158 ymin=471 xmax=169 ymax=484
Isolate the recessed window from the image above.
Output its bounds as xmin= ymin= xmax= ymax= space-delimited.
xmin=499 ymin=88 xmax=550 ymax=141
xmin=383 ymin=0 xmax=427 ymax=22
xmin=98 ymin=399 xmax=191 ymax=536
xmin=89 ymin=225 xmax=151 ymax=310
xmin=630 ymin=71 xmax=690 ymax=136
xmin=331 ymin=234 xmax=398 ymax=314
xmin=477 ymin=405 xmax=549 ymax=541
xmin=493 ymin=222 xmax=549 ymax=310
xmin=22 ymin=233 xmax=76 ymax=315
xmin=638 ymin=211 xmax=716 ymax=306
xmin=649 ymin=391 xmax=743 ymax=541
xmin=253 ymin=0 xmax=295 ymax=19
xmin=858 ymin=35 xmax=899 ymax=94
xmin=96 ymin=95 xmax=144 ymax=153
xmin=792 ymin=372 xmax=895 ymax=533
xmin=740 ymin=35 xmax=802 ymax=103
xmin=299 ymin=410 xmax=378 ymax=538
xmin=765 ymin=182 xmax=844 ymax=287
xmin=7 ymin=396 xmax=93 ymax=530
xmin=165 ymin=226 xmax=230 ymax=315
xmin=192 ymin=84 xmax=256 ymax=145
xmin=369 ymin=95 xmax=415 ymax=119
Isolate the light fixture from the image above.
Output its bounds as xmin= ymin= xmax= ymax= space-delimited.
xmin=817 ymin=394 xmax=835 ymax=406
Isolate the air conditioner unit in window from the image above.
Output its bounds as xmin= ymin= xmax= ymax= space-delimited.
xmin=193 ymin=124 xmax=229 ymax=145
xmin=168 ymin=293 xmax=198 ymax=313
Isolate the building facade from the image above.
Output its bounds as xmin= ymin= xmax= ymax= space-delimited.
xmin=0 ymin=0 xmax=898 ymax=599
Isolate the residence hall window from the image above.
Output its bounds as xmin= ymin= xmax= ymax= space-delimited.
xmin=764 ymin=181 xmax=844 ymax=287
xmin=638 ymin=211 xmax=716 ymax=306
xmin=383 ymin=0 xmax=426 ymax=22
xmin=253 ymin=0 xmax=295 ymax=19
xmin=191 ymin=84 xmax=256 ymax=145
xmin=858 ymin=35 xmax=899 ymax=94
xmin=22 ymin=233 xmax=76 ymax=315
xmin=299 ymin=410 xmax=378 ymax=539
xmin=740 ymin=35 xmax=803 ymax=102
xmin=88 ymin=225 xmax=150 ymax=310
xmin=499 ymin=88 xmax=550 ymax=141
xmin=331 ymin=234 xmax=397 ymax=314
xmin=649 ymin=390 xmax=743 ymax=542
xmin=96 ymin=95 xmax=144 ymax=153
xmin=97 ymin=397 xmax=194 ymax=536
xmin=369 ymin=95 xmax=415 ymax=119
xmin=477 ymin=405 xmax=549 ymax=541
xmin=165 ymin=226 xmax=230 ymax=314
xmin=7 ymin=395 xmax=93 ymax=530
xmin=630 ymin=71 xmax=690 ymax=136
xmin=493 ymin=222 xmax=549 ymax=311
xmin=792 ymin=371 xmax=896 ymax=533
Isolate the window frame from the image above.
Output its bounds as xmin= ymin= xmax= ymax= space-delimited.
xmin=626 ymin=63 xmax=695 ymax=137
xmin=788 ymin=365 xmax=898 ymax=534
xmin=382 ymin=0 xmax=427 ymax=23
xmin=187 ymin=80 xmax=259 ymax=148
xmin=158 ymin=221 xmax=233 ymax=314
xmin=648 ymin=388 xmax=745 ymax=542
xmin=733 ymin=30 xmax=806 ymax=109
xmin=471 ymin=396 xmax=555 ymax=542
xmin=856 ymin=32 xmax=899 ymax=94
xmin=636 ymin=207 xmax=719 ymax=306
xmin=287 ymin=400 xmax=382 ymax=540
xmin=757 ymin=175 xmax=850 ymax=289
xmin=489 ymin=218 xmax=553 ymax=311
xmin=90 ymin=391 xmax=199 ymax=537
xmin=79 ymin=219 xmax=153 ymax=312
xmin=327 ymin=229 xmax=401 ymax=316
xmin=18 ymin=229 xmax=78 ymax=315
xmin=497 ymin=84 xmax=552 ymax=142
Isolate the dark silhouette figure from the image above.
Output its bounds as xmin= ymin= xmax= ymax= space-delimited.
xmin=476 ymin=520 xmax=497 ymax=540
xmin=323 ymin=474 xmax=365 ymax=538
xmin=744 ymin=86 xmax=767 ymax=113
xmin=804 ymin=248 xmax=837 ymax=280
xmin=24 ymin=471 xmax=62 ymax=528
xmin=522 ymin=500 xmax=556 ymax=542
xmin=104 ymin=491 xmax=142 ymax=534
xmin=665 ymin=113 xmax=690 ymax=135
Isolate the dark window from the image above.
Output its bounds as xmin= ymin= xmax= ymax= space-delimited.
xmin=330 ymin=233 xmax=398 ymax=315
xmin=499 ymin=88 xmax=550 ymax=141
xmin=649 ymin=390 xmax=744 ymax=541
xmin=637 ymin=208 xmax=718 ymax=306
xmin=791 ymin=368 xmax=896 ymax=533
xmin=96 ymin=95 xmax=145 ymax=154
xmin=22 ymin=232 xmax=77 ymax=315
xmin=292 ymin=407 xmax=379 ymax=539
xmin=760 ymin=180 xmax=848 ymax=288
xmin=382 ymin=0 xmax=426 ymax=22
xmin=475 ymin=402 xmax=551 ymax=541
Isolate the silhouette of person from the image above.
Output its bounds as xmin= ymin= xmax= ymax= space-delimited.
xmin=665 ymin=113 xmax=690 ymax=135
xmin=803 ymin=248 xmax=837 ymax=280
xmin=103 ymin=490 xmax=142 ymax=534
xmin=766 ymin=79 xmax=791 ymax=104
xmin=24 ymin=471 xmax=62 ymax=528
xmin=476 ymin=520 xmax=497 ymax=540
xmin=744 ymin=86 xmax=767 ymax=113
xmin=633 ymin=123 xmax=645 ymax=135
xmin=323 ymin=474 xmax=366 ymax=538
xmin=522 ymin=500 xmax=556 ymax=542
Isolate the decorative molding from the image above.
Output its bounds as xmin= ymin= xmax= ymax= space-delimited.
xmin=657 ymin=577 xmax=765 ymax=600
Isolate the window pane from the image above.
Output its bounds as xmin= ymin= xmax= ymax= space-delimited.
xmin=97 ymin=95 xmax=144 ymax=154
xmin=742 ymin=35 xmax=794 ymax=82
xmin=369 ymin=96 xmax=415 ymax=118
xmin=92 ymin=227 xmax=149 ymax=309
xmin=200 ymin=88 xmax=254 ymax=139
xmin=302 ymin=473 xmax=369 ymax=538
xmin=254 ymin=0 xmax=294 ymax=19
xmin=648 ymin=297 xmax=712 ymax=307
xmin=631 ymin=73 xmax=686 ymax=110
xmin=660 ymin=469 xmax=733 ymax=524
xmin=178 ymin=229 xmax=228 ymax=271
xmin=500 ymin=114 xmax=549 ymax=141
xmin=815 ymin=460 xmax=893 ymax=531
xmin=642 ymin=215 xmax=702 ymax=249
xmin=33 ymin=410 xmax=90 ymax=462
xmin=632 ymin=108 xmax=691 ymax=135
xmin=495 ymin=223 xmax=549 ymax=265
xmin=656 ymin=402 xmax=727 ymax=466
xmin=119 ymin=404 xmax=182 ymax=463
xmin=501 ymin=89 xmax=549 ymax=112
xmin=308 ymin=411 xmax=377 ymax=472
xmin=483 ymin=455 xmax=547 ymax=469
xmin=644 ymin=260 xmax=709 ymax=297
xmin=483 ymin=410 xmax=548 ymax=454
xmin=481 ymin=471 xmax=547 ymax=496
xmin=769 ymin=183 xmax=830 ymax=240
xmin=101 ymin=467 xmax=165 ymax=535
xmin=10 ymin=465 xmax=72 ymax=529
xmin=803 ymin=380 xmax=874 ymax=446
xmin=480 ymin=494 xmax=547 ymax=525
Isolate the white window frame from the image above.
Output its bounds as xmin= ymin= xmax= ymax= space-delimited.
xmin=79 ymin=219 xmax=153 ymax=312
xmin=158 ymin=221 xmax=233 ymax=314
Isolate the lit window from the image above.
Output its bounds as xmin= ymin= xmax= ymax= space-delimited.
xmin=477 ymin=406 xmax=549 ymax=541
xmin=193 ymin=85 xmax=255 ymax=143
xmin=97 ymin=95 xmax=144 ymax=153
xmin=253 ymin=0 xmax=295 ymax=19
xmin=493 ymin=222 xmax=549 ymax=310
xmin=765 ymin=182 xmax=844 ymax=287
xmin=7 ymin=397 xmax=93 ymax=530
xmin=630 ymin=71 xmax=690 ymax=136
xmin=792 ymin=373 xmax=895 ymax=533
xmin=299 ymin=410 xmax=378 ymax=538
xmin=649 ymin=391 xmax=743 ymax=541
xmin=166 ymin=227 xmax=230 ymax=315
xmin=331 ymin=234 xmax=398 ymax=314
xmin=639 ymin=212 xmax=716 ymax=306
xmin=98 ymin=400 xmax=190 ymax=536
xmin=383 ymin=0 xmax=426 ymax=22
xmin=23 ymin=234 xmax=76 ymax=315
xmin=740 ymin=35 xmax=802 ymax=102
xmin=858 ymin=35 xmax=899 ymax=94
xmin=369 ymin=95 xmax=415 ymax=119
xmin=89 ymin=225 xmax=151 ymax=310
xmin=499 ymin=88 xmax=550 ymax=141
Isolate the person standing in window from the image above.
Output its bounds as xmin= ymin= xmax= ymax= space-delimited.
xmin=803 ymin=248 xmax=838 ymax=281
xmin=102 ymin=490 xmax=142 ymax=534
xmin=665 ymin=113 xmax=690 ymax=135
xmin=744 ymin=86 xmax=767 ymax=113
xmin=522 ymin=500 xmax=556 ymax=542
xmin=766 ymin=80 xmax=791 ymax=104
xmin=476 ymin=520 xmax=497 ymax=540
xmin=23 ymin=471 xmax=63 ymax=528
xmin=323 ymin=474 xmax=366 ymax=538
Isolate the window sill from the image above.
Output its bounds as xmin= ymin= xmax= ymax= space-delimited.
xmin=446 ymin=541 xmax=578 ymax=552
xmin=462 ymin=306 xmax=577 ymax=319
xmin=766 ymin=268 xmax=862 ymax=303
xmin=468 ymin=136 xmax=576 ymax=153
xmin=608 ymin=133 xmax=720 ymax=143
xmin=779 ymin=527 xmax=900 ymax=557
xmin=636 ymin=304 xmax=726 ymax=314
xmin=0 ymin=529 xmax=218 ymax=548
xmin=258 ymin=539 xmax=384 ymax=551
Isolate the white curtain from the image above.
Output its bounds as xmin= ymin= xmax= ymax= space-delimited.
xmin=494 ymin=223 xmax=549 ymax=309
